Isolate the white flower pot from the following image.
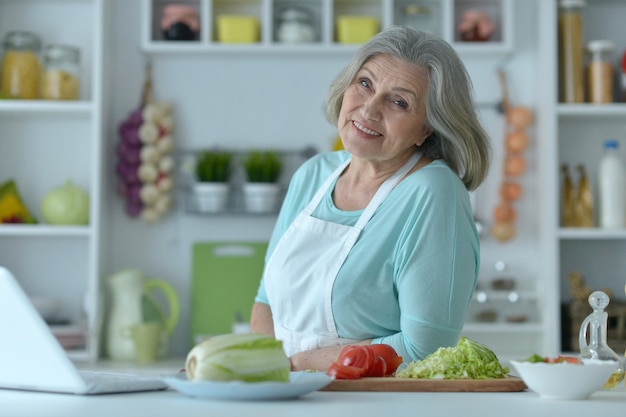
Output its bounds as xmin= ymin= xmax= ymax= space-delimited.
xmin=193 ymin=182 xmax=229 ymax=213
xmin=242 ymin=182 xmax=280 ymax=213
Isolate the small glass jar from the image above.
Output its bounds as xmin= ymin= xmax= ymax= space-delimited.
xmin=41 ymin=44 xmax=81 ymax=100
xmin=0 ymin=31 xmax=42 ymax=99
xmin=276 ymin=7 xmax=315 ymax=43
xmin=587 ymin=40 xmax=615 ymax=104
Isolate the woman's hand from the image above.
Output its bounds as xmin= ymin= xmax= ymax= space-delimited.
xmin=289 ymin=340 xmax=372 ymax=371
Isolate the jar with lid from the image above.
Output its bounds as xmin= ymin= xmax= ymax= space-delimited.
xmin=0 ymin=31 xmax=42 ymax=99
xmin=41 ymin=44 xmax=80 ymax=100
xmin=587 ymin=40 xmax=615 ymax=104
xmin=161 ymin=4 xmax=199 ymax=41
xmin=558 ymin=0 xmax=585 ymax=103
xmin=275 ymin=7 xmax=315 ymax=43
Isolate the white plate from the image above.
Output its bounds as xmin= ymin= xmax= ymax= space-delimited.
xmin=162 ymin=371 xmax=334 ymax=401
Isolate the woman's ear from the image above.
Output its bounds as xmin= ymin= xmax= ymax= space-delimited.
xmin=416 ymin=128 xmax=433 ymax=146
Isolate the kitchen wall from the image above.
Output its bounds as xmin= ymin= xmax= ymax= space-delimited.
xmin=104 ymin=0 xmax=540 ymax=357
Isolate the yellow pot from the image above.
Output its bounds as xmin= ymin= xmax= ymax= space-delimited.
xmin=336 ymin=16 xmax=379 ymax=44
xmin=217 ymin=15 xmax=260 ymax=43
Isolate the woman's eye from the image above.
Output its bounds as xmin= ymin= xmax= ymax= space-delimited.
xmin=359 ymin=78 xmax=371 ymax=89
xmin=393 ymin=99 xmax=409 ymax=109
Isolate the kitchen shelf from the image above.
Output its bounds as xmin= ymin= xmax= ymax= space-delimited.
xmin=558 ymin=228 xmax=626 ymax=240
xmin=542 ymin=0 xmax=626 ymax=353
xmin=178 ymin=147 xmax=314 ymax=216
xmin=141 ymin=0 xmax=513 ymax=56
xmin=0 ymin=101 xmax=94 ymax=114
xmin=0 ymin=0 xmax=106 ymax=361
xmin=0 ymin=225 xmax=92 ymax=237
xmin=557 ymin=104 xmax=626 ymax=117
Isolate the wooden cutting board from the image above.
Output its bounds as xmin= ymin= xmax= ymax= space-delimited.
xmin=322 ymin=376 xmax=526 ymax=392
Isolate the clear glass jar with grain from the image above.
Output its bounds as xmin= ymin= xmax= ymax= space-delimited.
xmin=0 ymin=31 xmax=42 ymax=99
xmin=587 ymin=40 xmax=615 ymax=104
xmin=558 ymin=0 xmax=586 ymax=103
xmin=42 ymin=44 xmax=80 ymax=100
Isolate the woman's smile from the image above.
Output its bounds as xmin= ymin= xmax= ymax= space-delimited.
xmin=352 ymin=120 xmax=382 ymax=137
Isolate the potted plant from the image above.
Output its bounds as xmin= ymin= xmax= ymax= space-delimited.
xmin=241 ymin=150 xmax=283 ymax=212
xmin=193 ymin=150 xmax=233 ymax=212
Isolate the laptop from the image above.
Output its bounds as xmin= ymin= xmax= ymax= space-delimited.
xmin=0 ymin=266 xmax=169 ymax=395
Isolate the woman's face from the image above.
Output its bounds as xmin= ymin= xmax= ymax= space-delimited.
xmin=338 ymin=54 xmax=431 ymax=167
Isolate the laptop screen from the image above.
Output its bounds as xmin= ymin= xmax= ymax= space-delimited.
xmin=0 ymin=266 xmax=87 ymax=393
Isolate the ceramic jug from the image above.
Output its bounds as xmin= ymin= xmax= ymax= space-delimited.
xmin=106 ymin=268 xmax=179 ymax=361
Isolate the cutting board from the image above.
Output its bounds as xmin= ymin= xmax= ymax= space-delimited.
xmin=322 ymin=376 xmax=527 ymax=392
xmin=190 ymin=242 xmax=268 ymax=345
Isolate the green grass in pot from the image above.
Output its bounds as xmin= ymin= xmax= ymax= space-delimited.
xmin=195 ymin=150 xmax=233 ymax=183
xmin=243 ymin=151 xmax=283 ymax=183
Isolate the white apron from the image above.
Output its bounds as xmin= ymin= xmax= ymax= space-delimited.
xmin=264 ymin=152 xmax=421 ymax=357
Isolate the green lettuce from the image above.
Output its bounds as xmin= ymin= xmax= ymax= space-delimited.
xmin=395 ymin=337 xmax=509 ymax=379
xmin=185 ymin=333 xmax=291 ymax=382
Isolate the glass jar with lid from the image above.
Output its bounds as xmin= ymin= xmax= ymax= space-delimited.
xmin=0 ymin=31 xmax=43 ymax=99
xmin=42 ymin=44 xmax=81 ymax=100
xmin=558 ymin=0 xmax=586 ymax=103
xmin=587 ymin=40 xmax=615 ymax=104
xmin=275 ymin=7 xmax=315 ymax=43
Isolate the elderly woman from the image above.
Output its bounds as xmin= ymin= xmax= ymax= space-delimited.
xmin=251 ymin=26 xmax=491 ymax=371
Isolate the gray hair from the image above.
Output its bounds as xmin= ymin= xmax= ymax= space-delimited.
xmin=325 ymin=26 xmax=491 ymax=191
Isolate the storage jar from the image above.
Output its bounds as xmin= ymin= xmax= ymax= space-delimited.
xmin=558 ymin=0 xmax=585 ymax=103
xmin=0 ymin=31 xmax=42 ymax=99
xmin=42 ymin=44 xmax=80 ymax=100
xmin=587 ymin=40 xmax=615 ymax=103
xmin=275 ymin=7 xmax=315 ymax=43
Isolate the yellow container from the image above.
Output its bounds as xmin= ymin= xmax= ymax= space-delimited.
xmin=217 ymin=15 xmax=260 ymax=43
xmin=336 ymin=16 xmax=379 ymax=44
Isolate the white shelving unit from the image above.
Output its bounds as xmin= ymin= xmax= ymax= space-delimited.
xmin=538 ymin=0 xmax=626 ymax=353
xmin=0 ymin=0 xmax=106 ymax=361
xmin=139 ymin=0 xmax=554 ymax=357
xmin=141 ymin=0 xmax=513 ymax=55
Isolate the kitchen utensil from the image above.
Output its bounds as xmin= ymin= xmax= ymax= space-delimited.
xmin=322 ymin=376 xmax=526 ymax=392
xmin=191 ymin=242 xmax=267 ymax=344
xmin=578 ymin=290 xmax=625 ymax=388
xmin=510 ymin=359 xmax=618 ymax=400
xmin=130 ymin=321 xmax=162 ymax=364
xmin=106 ymin=268 xmax=179 ymax=361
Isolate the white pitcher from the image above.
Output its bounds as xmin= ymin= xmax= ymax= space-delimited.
xmin=106 ymin=268 xmax=179 ymax=361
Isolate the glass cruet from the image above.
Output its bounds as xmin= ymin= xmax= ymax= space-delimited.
xmin=578 ymin=290 xmax=625 ymax=388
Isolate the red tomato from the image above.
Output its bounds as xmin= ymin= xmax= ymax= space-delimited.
xmin=368 ymin=344 xmax=403 ymax=375
xmin=338 ymin=346 xmax=374 ymax=371
xmin=364 ymin=354 xmax=387 ymax=377
xmin=544 ymin=355 xmax=582 ymax=364
xmin=327 ymin=363 xmax=364 ymax=379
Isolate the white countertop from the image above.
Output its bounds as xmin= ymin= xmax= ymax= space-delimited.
xmin=2 ymin=385 xmax=626 ymax=417
xmin=2 ymin=359 xmax=625 ymax=417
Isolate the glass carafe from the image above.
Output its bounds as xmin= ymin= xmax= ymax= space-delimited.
xmin=579 ymin=290 xmax=625 ymax=388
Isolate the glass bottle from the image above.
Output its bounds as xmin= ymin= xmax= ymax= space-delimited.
xmin=41 ymin=44 xmax=81 ymax=100
xmin=558 ymin=0 xmax=585 ymax=103
xmin=587 ymin=40 xmax=615 ymax=104
xmin=0 ymin=31 xmax=42 ymax=99
xmin=597 ymin=139 xmax=626 ymax=228
xmin=579 ymin=291 xmax=625 ymax=389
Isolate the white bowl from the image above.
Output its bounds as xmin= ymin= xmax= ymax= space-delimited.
xmin=510 ymin=359 xmax=619 ymax=400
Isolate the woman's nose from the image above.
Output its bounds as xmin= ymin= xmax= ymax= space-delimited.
xmin=361 ymin=95 xmax=382 ymax=121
